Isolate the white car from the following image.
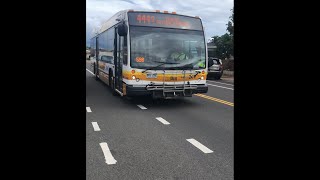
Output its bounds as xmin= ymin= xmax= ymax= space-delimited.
xmin=208 ymin=57 xmax=223 ymax=80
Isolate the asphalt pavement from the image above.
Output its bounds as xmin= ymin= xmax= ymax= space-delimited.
xmin=86 ymin=63 xmax=234 ymax=180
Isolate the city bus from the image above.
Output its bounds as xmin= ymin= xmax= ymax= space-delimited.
xmin=89 ymin=9 xmax=211 ymax=99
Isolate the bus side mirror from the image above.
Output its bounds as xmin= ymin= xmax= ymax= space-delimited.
xmin=208 ymin=59 xmax=213 ymax=67
xmin=117 ymin=23 xmax=127 ymax=36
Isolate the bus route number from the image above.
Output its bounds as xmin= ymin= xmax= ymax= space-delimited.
xmin=137 ymin=15 xmax=155 ymax=24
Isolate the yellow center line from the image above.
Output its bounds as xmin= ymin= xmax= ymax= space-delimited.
xmin=194 ymin=94 xmax=234 ymax=106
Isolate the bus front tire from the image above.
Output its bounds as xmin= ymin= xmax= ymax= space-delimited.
xmin=95 ymin=72 xmax=99 ymax=81
xmin=213 ymin=75 xmax=222 ymax=80
xmin=94 ymin=63 xmax=99 ymax=81
xmin=109 ymin=74 xmax=117 ymax=96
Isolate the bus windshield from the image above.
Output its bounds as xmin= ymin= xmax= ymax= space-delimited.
xmin=130 ymin=26 xmax=206 ymax=70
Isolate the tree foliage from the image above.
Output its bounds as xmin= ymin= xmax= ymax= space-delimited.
xmin=213 ymin=33 xmax=233 ymax=59
xmin=226 ymin=8 xmax=234 ymax=36
xmin=210 ymin=8 xmax=234 ymax=59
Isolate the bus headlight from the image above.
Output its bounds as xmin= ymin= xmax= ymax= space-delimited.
xmin=136 ymin=78 xmax=140 ymax=82
xmin=201 ymin=76 xmax=204 ymax=80
xmin=132 ymin=75 xmax=136 ymax=80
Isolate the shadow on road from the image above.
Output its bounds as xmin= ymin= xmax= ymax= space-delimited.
xmin=119 ymin=95 xmax=201 ymax=109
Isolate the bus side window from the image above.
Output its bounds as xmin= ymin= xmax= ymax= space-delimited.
xmin=123 ymin=36 xmax=128 ymax=65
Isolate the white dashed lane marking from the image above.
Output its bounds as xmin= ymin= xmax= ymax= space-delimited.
xmin=137 ymin=105 xmax=147 ymax=110
xmin=100 ymin=142 xmax=117 ymax=165
xmin=155 ymin=117 xmax=170 ymax=125
xmin=187 ymin=138 xmax=213 ymax=154
xmin=91 ymin=122 xmax=101 ymax=131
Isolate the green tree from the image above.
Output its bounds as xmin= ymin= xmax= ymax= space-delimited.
xmin=209 ymin=8 xmax=234 ymax=59
xmin=226 ymin=8 xmax=234 ymax=36
xmin=226 ymin=8 xmax=234 ymax=58
xmin=213 ymin=33 xmax=233 ymax=59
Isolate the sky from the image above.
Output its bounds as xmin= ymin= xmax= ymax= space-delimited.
xmin=86 ymin=0 xmax=234 ymax=46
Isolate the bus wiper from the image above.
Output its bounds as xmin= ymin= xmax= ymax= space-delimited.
xmin=179 ymin=63 xmax=194 ymax=70
xmin=142 ymin=61 xmax=180 ymax=73
xmin=179 ymin=58 xmax=204 ymax=70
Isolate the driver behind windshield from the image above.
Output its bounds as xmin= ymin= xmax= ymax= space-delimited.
xmin=169 ymin=44 xmax=189 ymax=61
xmin=168 ymin=42 xmax=205 ymax=68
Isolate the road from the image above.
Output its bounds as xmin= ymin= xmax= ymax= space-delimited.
xmin=86 ymin=63 xmax=234 ymax=180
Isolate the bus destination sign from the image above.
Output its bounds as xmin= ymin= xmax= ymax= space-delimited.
xmin=128 ymin=12 xmax=203 ymax=31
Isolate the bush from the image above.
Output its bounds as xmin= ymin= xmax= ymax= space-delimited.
xmin=222 ymin=59 xmax=234 ymax=71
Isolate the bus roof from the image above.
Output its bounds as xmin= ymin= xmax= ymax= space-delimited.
xmin=123 ymin=9 xmax=202 ymax=19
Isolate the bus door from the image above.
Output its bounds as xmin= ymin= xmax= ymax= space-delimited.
xmin=114 ymin=27 xmax=123 ymax=93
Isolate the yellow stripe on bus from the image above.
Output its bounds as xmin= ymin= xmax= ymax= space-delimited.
xmin=122 ymin=70 xmax=207 ymax=81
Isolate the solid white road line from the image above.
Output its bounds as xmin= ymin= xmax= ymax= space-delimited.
xmin=99 ymin=142 xmax=117 ymax=165
xmin=91 ymin=122 xmax=101 ymax=131
xmin=186 ymin=138 xmax=213 ymax=153
xmin=86 ymin=69 xmax=95 ymax=75
xmin=137 ymin=105 xmax=147 ymax=110
xmin=207 ymin=83 xmax=234 ymax=90
xmin=86 ymin=107 xmax=92 ymax=112
xmin=155 ymin=117 xmax=170 ymax=125
xmin=206 ymin=80 xmax=234 ymax=86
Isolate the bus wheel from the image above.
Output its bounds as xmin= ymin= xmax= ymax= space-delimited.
xmin=109 ymin=73 xmax=117 ymax=96
xmin=93 ymin=63 xmax=99 ymax=81
xmin=213 ymin=75 xmax=222 ymax=80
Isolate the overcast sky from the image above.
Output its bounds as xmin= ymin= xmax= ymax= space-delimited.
xmin=86 ymin=0 xmax=233 ymax=46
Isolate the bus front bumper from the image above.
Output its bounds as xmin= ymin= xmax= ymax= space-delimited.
xmin=125 ymin=84 xmax=208 ymax=97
